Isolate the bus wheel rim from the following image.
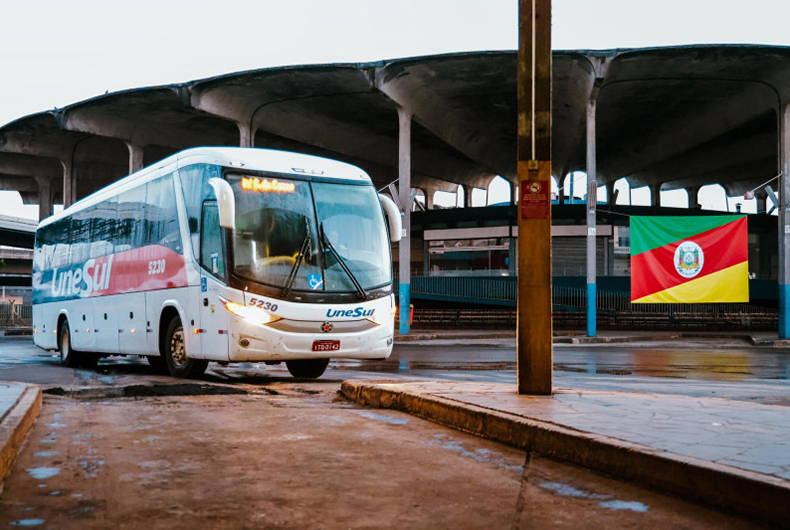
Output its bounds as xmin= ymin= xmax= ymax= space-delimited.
xmin=170 ymin=327 xmax=187 ymax=367
xmin=61 ymin=330 xmax=69 ymax=361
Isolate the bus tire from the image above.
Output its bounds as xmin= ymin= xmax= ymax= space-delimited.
xmin=286 ymin=358 xmax=329 ymax=379
xmin=59 ymin=320 xmax=81 ymax=368
xmin=163 ymin=317 xmax=208 ymax=378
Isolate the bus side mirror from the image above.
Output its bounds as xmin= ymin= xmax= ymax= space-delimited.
xmin=209 ymin=178 xmax=236 ymax=230
xmin=378 ymin=193 xmax=402 ymax=243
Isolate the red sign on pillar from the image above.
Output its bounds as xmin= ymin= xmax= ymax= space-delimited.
xmin=520 ymin=179 xmax=549 ymax=219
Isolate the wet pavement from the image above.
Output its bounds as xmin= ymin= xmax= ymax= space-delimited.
xmin=343 ymin=379 xmax=790 ymax=526
xmin=2 ymin=332 xmax=790 ymax=526
xmin=0 ymin=383 xmax=759 ymax=529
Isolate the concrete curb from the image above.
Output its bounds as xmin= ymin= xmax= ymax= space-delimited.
xmin=553 ymin=333 xmax=681 ymax=344
xmin=748 ymin=335 xmax=790 ymax=347
xmin=340 ymin=380 xmax=790 ymax=527
xmin=0 ymin=385 xmax=42 ymax=485
xmin=395 ymin=332 xmax=516 ymax=342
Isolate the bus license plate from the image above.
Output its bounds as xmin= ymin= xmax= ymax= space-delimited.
xmin=312 ymin=340 xmax=340 ymax=352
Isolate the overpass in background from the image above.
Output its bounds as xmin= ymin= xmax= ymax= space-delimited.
xmin=0 ymin=215 xmax=35 ymax=249
xmin=4 ymin=46 xmax=790 ymax=334
xmin=0 ymin=215 xmax=35 ymax=287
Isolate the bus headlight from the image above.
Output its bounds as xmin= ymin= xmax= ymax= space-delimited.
xmin=366 ymin=306 xmax=397 ymax=326
xmin=219 ymin=297 xmax=280 ymax=326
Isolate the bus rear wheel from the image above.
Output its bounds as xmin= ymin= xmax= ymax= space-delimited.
xmin=163 ymin=317 xmax=208 ymax=378
xmin=58 ymin=320 xmax=99 ymax=369
xmin=59 ymin=320 xmax=81 ymax=368
xmin=286 ymin=359 xmax=329 ymax=379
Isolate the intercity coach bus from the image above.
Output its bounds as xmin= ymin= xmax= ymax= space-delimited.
xmin=32 ymin=147 xmax=401 ymax=379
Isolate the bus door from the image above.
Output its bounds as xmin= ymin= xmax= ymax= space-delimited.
xmin=118 ymin=187 xmax=148 ymax=355
xmin=198 ymin=201 xmax=230 ymax=360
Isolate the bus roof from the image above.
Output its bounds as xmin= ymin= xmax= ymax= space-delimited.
xmin=39 ymin=147 xmax=372 ymax=229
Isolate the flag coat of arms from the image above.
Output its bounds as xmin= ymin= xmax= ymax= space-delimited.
xmin=630 ymin=215 xmax=748 ymax=303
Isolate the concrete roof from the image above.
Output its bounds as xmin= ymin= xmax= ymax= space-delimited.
xmin=2 ymin=45 xmax=790 ymax=206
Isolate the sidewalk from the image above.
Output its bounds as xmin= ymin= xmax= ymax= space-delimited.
xmin=0 ymin=383 xmax=42 ymax=485
xmin=341 ymin=379 xmax=790 ymax=527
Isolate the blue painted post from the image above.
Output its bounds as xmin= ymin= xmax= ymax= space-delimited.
xmin=781 ymin=286 xmax=789 ymax=338
xmin=587 ymin=283 xmax=596 ymax=336
xmin=399 ymin=284 xmax=410 ymax=335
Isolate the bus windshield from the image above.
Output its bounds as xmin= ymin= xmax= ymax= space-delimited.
xmin=228 ymin=175 xmax=391 ymax=294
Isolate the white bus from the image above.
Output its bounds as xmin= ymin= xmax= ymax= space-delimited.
xmin=32 ymin=147 xmax=402 ymax=379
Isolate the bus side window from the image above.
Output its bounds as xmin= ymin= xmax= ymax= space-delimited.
xmin=179 ymin=164 xmax=221 ymax=261
xmin=200 ymin=201 xmax=225 ymax=280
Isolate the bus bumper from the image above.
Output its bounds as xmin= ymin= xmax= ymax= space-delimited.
xmin=227 ymin=319 xmax=394 ymax=362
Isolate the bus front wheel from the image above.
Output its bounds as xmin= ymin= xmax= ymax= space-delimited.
xmin=163 ymin=317 xmax=208 ymax=378
xmin=286 ymin=359 xmax=329 ymax=379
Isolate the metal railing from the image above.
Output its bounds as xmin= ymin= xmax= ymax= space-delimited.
xmin=0 ymin=304 xmax=32 ymax=327
xmin=402 ymin=276 xmax=778 ymax=317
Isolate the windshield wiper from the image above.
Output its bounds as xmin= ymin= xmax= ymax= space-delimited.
xmin=320 ymin=223 xmax=367 ymax=300
xmin=282 ymin=220 xmax=311 ymax=297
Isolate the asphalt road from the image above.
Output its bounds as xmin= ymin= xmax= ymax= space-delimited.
xmin=0 ymin=335 xmax=781 ymax=528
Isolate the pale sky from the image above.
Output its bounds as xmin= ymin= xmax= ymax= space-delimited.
xmin=2 ymin=0 xmax=789 ymax=218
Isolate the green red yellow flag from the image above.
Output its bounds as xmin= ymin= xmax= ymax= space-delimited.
xmin=630 ymin=215 xmax=748 ymax=304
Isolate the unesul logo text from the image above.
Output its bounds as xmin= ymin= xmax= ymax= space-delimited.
xmin=50 ymin=256 xmax=114 ymax=298
xmin=325 ymin=307 xmax=375 ymax=318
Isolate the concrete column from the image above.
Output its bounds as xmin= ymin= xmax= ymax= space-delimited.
xmin=755 ymin=188 xmax=768 ymax=214
xmin=398 ymin=107 xmax=412 ymax=335
xmin=687 ymin=186 xmax=701 ymax=209
xmin=127 ymin=142 xmax=144 ymax=173
xmin=586 ymin=94 xmax=598 ymax=337
xmin=424 ymin=188 xmax=434 ymax=210
xmin=35 ymin=176 xmax=53 ymax=220
xmin=568 ymin=173 xmax=576 ymax=204
xmin=779 ymin=103 xmax=790 ymax=337
xmin=651 ymin=183 xmax=662 ymax=207
xmin=462 ymin=184 xmax=473 ymax=208
xmin=238 ymin=122 xmax=254 ymax=148
xmin=61 ymin=157 xmax=75 ymax=208
xmin=559 ymin=174 xmax=569 ymax=204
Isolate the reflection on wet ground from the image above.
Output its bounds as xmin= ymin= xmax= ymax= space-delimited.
xmin=334 ymin=345 xmax=790 ymax=382
xmin=2 ymin=336 xmax=789 ymax=404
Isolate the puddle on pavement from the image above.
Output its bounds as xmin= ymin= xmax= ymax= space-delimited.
xmin=26 ymin=467 xmax=60 ymax=480
xmin=599 ymin=500 xmax=649 ymax=512
xmin=10 ymin=519 xmax=46 ymax=527
xmin=42 ymin=383 xmax=249 ymax=400
xmin=350 ymin=409 xmax=410 ymax=425
xmin=539 ymin=481 xmax=650 ymax=513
